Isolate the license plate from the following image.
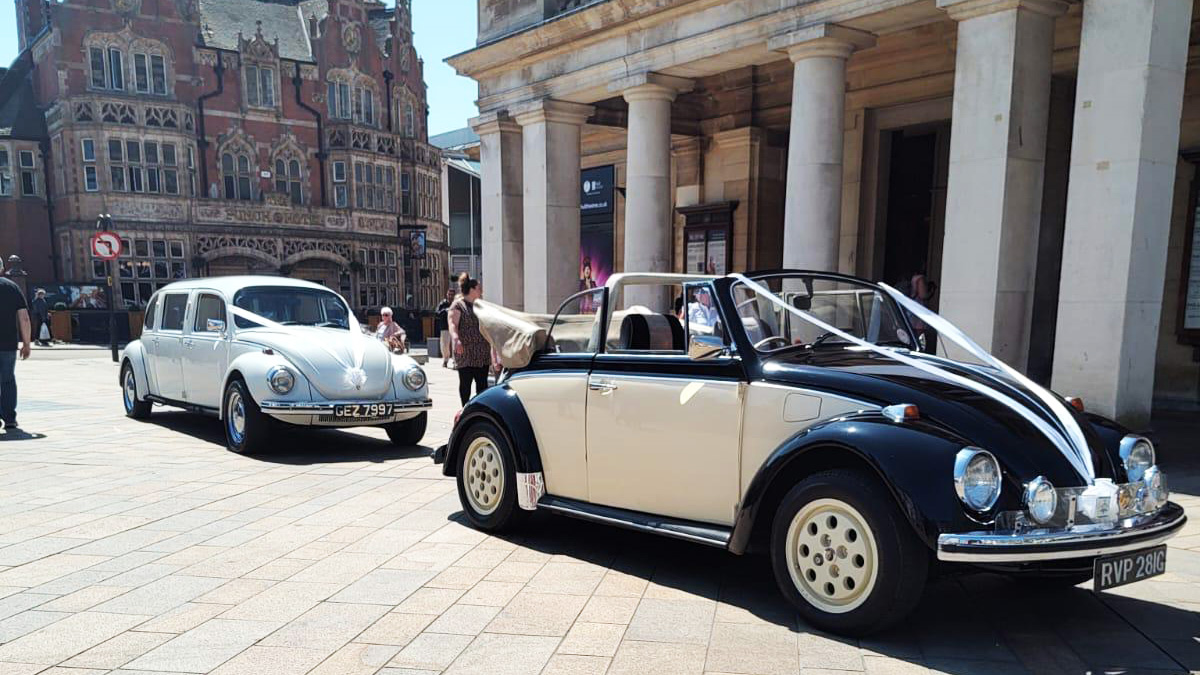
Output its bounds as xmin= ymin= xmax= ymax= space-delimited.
xmin=332 ymin=403 xmax=393 ymax=419
xmin=1094 ymin=545 xmax=1167 ymax=591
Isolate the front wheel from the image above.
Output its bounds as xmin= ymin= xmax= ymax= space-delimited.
xmin=771 ymin=470 xmax=928 ymax=636
xmin=385 ymin=412 xmax=427 ymax=446
xmin=223 ymin=378 xmax=269 ymax=454
xmin=455 ymin=421 xmax=523 ymax=532
xmin=121 ymin=362 xmax=152 ymax=419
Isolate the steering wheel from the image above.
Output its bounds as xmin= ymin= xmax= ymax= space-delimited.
xmin=754 ymin=335 xmax=791 ymax=350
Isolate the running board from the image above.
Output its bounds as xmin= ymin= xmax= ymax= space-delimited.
xmin=536 ymin=495 xmax=732 ymax=549
xmin=145 ymin=395 xmax=219 ymax=416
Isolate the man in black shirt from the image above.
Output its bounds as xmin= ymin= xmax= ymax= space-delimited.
xmin=0 ymin=264 xmax=31 ymax=431
xmin=435 ymin=286 xmax=454 ymax=368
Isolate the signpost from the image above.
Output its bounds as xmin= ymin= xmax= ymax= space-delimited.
xmin=92 ymin=216 xmax=122 ymax=362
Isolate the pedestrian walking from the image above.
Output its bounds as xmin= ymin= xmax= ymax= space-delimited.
xmin=435 ymin=287 xmax=454 ymax=368
xmin=448 ymin=276 xmax=494 ymax=405
xmin=31 ymin=289 xmax=50 ymax=346
xmin=0 ymin=263 xmax=32 ymax=431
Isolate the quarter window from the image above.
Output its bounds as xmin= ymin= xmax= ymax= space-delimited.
xmin=143 ymin=294 xmax=159 ymax=330
xmin=160 ymin=294 xmax=188 ymax=331
xmin=193 ymin=294 xmax=226 ymax=333
xmin=547 ymin=288 xmax=605 ymax=354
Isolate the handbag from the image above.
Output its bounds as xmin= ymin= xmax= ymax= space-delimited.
xmin=39 ymin=323 xmax=50 ymax=341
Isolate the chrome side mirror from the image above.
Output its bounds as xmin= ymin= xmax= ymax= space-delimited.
xmin=206 ymin=318 xmax=227 ymax=334
xmin=688 ymin=334 xmax=727 ymax=361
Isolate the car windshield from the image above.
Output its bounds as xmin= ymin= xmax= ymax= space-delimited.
xmin=232 ymin=286 xmax=351 ymax=330
xmin=731 ymin=275 xmax=914 ymax=352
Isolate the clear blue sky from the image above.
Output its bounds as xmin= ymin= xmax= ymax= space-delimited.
xmin=0 ymin=0 xmax=479 ymax=136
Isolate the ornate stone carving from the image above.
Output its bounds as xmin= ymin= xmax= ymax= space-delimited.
xmin=354 ymin=215 xmax=396 ymax=236
xmin=108 ymin=195 xmax=188 ymax=222
xmin=100 ymin=101 xmax=138 ymax=125
xmin=144 ymin=106 xmax=179 ymax=128
xmin=376 ymin=136 xmax=395 ymax=155
xmin=342 ymin=24 xmax=361 ymax=53
xmin=282 ymin=238 xmax=351 ymax=263
xmin=196 ymin=234 xmax=280 ymax=259
xmin=351 ymin=130 xmax=371 ymax=150
xmin=73 ymin=101 xmax=94 ymax=122
xmin=195 ymin=49 xmax=218 ymax=67
xmin=327 ymin=129 xmax=346 ymax=148
xmin=241 ymin=21 xmax=279 ymax=60
xmin=299 ymin=64 xmax=320 ymax=81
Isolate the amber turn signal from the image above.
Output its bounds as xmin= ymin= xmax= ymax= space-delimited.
xmin=882 ymin=403 xmax=920 ymax=422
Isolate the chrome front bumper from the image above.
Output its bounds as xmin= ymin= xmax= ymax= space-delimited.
xmin=259 ymin=398 xmax=432 ymax=423
xmin=937 ymin=501 xmax=1187 ymax=562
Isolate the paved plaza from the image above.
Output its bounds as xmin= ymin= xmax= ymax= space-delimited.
xmin=0 ymin=351 xmax=1197 ymax=674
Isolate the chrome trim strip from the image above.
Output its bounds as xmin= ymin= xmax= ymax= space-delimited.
xmin=537 ymin=499 xmax=731 ymax=548
xmin=937 ymin=502 xmax=1186 ymax=562
xmin=259 ymin=399 xmax=433 ymax=414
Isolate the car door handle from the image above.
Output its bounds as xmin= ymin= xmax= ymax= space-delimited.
xmin=588 ymin=380 xmax=618 ymax=393
xmin=182 ymin=339 xmax=194 ymax=349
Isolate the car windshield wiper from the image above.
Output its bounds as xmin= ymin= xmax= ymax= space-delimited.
xmin=315 ymin=321 xmax=347 ymax=329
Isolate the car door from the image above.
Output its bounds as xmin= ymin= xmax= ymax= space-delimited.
xmin=141 ymin=293 xmax=161 ymax=395
xmin=505 ymin=287 xmax=605 ymax=502
xmin=153 ymin=291 xmax=190 ymax=401
xmin=182 ymin=291 xmax=230 ymax=409
xmin=585 ymin=281 xmax=745 ymax=526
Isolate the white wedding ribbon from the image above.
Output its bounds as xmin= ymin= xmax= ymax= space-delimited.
xmin=730 ymin=274 xmax=1095 ymax=483
xmin=228 ymin=304 xmax=372 ymax=389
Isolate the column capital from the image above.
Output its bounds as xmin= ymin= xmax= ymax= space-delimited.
xmin=937 ymin=0 xmax=1072 ymax=21
xmin=470 ymin=110 xmax=521 ymax=136
xmin=609 ymin=72 xmax=694 ymax=102
xmin=768 ymin=23 xmax=876 ymax=62
xmin=511 ymin=99 xmax=595 ymax=127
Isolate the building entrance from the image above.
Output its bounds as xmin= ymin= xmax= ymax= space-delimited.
xmin=879 ymin=124 xmax=949 ymax=309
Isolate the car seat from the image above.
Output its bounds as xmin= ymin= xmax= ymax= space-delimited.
xmin=618 ymin=313 xmax=684 ymax=351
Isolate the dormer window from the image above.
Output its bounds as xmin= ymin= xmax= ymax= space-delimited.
xmin=245 ymin=65 xmax=276 ymax=108
xmin=134 ymin=53 xmax=168 ymax=95
xmin=90 ymin=46 xmax=125 ymax=90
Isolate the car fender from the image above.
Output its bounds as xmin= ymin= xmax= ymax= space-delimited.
xmin=728 ymin=411 xmax=973 ymax=555
xmin=221 ymin=348 xmax=313 ymax=418
xmin=119 ymin=340 xmax=152 ymax=399
xmin=389 ymin=353 xmax=430 ymax=403
xmin=442 ymin=382 xmax=541 ymax=477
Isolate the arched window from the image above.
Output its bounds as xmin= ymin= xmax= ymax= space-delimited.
xmin=222 ymin=151 xmax=253 ymax=200
xmin=275 ymin=157 xmax=303 ymax=204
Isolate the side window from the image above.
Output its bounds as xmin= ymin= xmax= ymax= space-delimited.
xmin=160 ymin=293 xmax=188 ymax=331
xmin=682 ymin=282 xmax=725 ymax=343
xmin=193 ymin=294 xmax=226 ymax=333
xmin=547 ymin=288 xmax=605 ymax=354
xmin=143 ymin=294 xmax=159 ymax=330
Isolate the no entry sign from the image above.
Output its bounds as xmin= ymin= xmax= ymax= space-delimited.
xmin=91 ymin=231 xmax=122 ymax=260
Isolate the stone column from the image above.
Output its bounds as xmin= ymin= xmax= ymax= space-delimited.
xmin=513 ymin=99 xmax=594 ymax=314
xmin=770 ymin=24 xmax=875 ymax=273
xmin=1052 ymin=0 xmax=1192 ymax=424
xmin=470 ymin=111 xmax=524 ymax=310
xmin=936 ymin=0 xmax=1068 ymax=367
xmin=612 ymin=73 xmax=693 ymax=309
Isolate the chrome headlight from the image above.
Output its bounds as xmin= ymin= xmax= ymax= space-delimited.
xmin=267 ymin=366 xmax=295 ymax=394
xmin=1143 ymin=466 xmax=1168 ymax=510
xmin=954 ymin=447 xmax=1002 ymax=512
xmin=1119 ymin=435 xmax=1155 ymax=483
xmin=403 ymin=366 xmax=426 ymax=391
xmin=1024 ymin=476 xmax=1058 ymax=524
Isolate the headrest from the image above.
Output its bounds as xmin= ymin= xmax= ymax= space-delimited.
xmin=619 ymin=313 xmax=684 ymax=351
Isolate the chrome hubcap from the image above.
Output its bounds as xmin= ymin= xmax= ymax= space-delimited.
xmin=785 ymin=498 xmax=878 ymax=614
xmin=463 ymin=437 xmax=503 ymax=515
xmin=227 ymin=390 xmax=246 ymax=444
xmin=123 ymin=370 xmax=136 ymax=410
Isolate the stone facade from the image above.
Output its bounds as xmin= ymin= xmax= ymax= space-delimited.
xmin=6 ymin=0 xmax=446 ymax=314
xmin=454 ymin=0 xmax=1200 ymax=424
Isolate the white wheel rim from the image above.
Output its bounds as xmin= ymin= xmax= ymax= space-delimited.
xmin=463 ymin=436 xmax=504 ymax=516
xmin=123 ymin=370 xmax=136 ymax=410
xmin=785 ymin=498 xmax=879 ymax=614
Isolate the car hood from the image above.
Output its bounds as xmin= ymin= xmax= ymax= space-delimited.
xmin=761 ymin=349 xmax=1117 ymax=487
xmin=238 ymin=327 xmax=394 ymax=400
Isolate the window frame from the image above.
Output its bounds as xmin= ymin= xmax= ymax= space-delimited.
xmin=159 ymin=293 xmax=189 ymax=332
xmin=546 ymin=287 xmax=607 ymax=356
xmin=192 ymin=293 xmax=227 ymax=334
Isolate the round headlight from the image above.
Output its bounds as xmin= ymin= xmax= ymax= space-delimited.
xmin=1120 ymin=436 xmax=1155 ymax=483
xmin=1024 ymin=476 xmax=1058 ymax=524
xmin=267 ymin=366 xmax=295 ymax=394
xmin=1143 ymin=466 xmax=1168 ymax=509
xmin=954 ymin=447 xmax=1002 ymax=512
xmin=403 ymin=366 xmax=426 ymax=391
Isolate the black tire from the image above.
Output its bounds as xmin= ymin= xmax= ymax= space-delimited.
xmin=222 ymin=378 xmax=269 ymax=454
xmin=770 ymin=469 xmax=929 ymax=636
xmin=455 ymin=420 xmax=523 ymax=532
xmin=385 ymin=412 xmax=428 ymax=446
xmin=121 ymin=362 xmax=152 ymax=419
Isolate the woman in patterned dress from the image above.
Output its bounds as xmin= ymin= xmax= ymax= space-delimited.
xmin=448 ymin=277 xmax=493 ymax=405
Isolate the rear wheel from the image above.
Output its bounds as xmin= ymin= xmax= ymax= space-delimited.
xmin=121 ymin=362 xmax=152 ymax=419
xmin=223 ymin=378 xmax=269 ymax=454
xmin=771 ymin=470 xmax=928 ymax=636
xmin=455 ymin=421 xmax=522 ymax=532
xmin=385 ymin=412 xmax=428 ymax=446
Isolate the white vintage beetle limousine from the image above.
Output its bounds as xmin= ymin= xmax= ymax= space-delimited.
xmin=120 ymin=277 xmax=431 ymax=453
xmin=436 ymin=271 xmax=1186 ymax=636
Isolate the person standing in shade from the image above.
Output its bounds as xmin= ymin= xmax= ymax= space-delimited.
xmin=0 ymin=266 xmax=31 ymax=431
xmin=435 ymin=286 xmax=455 ymax=368
xmin=448 ymin=277 xmax=492 ymax=405
xmin=31 ymin=289 xmax=50 ymax=346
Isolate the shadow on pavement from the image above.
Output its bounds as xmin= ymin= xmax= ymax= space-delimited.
xmin=143 ymin=410 xmax=431 ymax=464
xmin=444 ymin=509 xmax=1196 ymax=672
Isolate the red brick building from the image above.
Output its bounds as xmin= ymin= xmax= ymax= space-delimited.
xmin=3 ymin=0 xmax=446 ymax=314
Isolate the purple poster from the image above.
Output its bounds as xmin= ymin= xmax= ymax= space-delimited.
xmin=580 ymin=166 xmax=614 ymax=312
